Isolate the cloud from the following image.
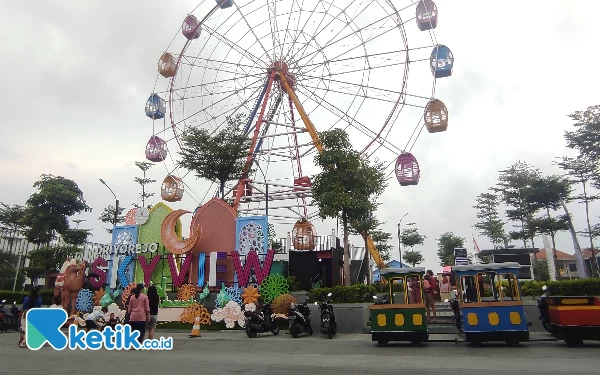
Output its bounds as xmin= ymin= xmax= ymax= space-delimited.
xmin=1 ymin=0 xmax=599 ymax=273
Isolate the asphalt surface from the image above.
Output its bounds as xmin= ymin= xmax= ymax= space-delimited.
xmin=0 ymin=330 xmax=598 ymax=375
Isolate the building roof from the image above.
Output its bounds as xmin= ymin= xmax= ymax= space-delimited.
xmin=533 ymin=249 xmax=575 ymax=261
xmin=478 ymin=248 xmax=538 ymax=256
xmin=581 ymin=249 xmax=600 ymax=259
xmin=452 ymin=262 xmax=521 ymax=273
xmin=380 ymin=267 xmax=425 ymax=275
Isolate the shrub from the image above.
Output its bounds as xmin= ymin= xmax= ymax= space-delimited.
xmin=308 ymin=284 xmax=377 ymax=303
xmin=0 ymin=289 xmax=55 ymax=305
xmin=520 ymin=278 xmax=600 ymax=297
xmin=286 ymin=276 xmax=302 ymax=292
xmin=373 ymin=281 xmax=403 ymax=293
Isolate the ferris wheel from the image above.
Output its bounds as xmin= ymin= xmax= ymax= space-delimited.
xmin=144 ymin=0 xmax=453 ymax=264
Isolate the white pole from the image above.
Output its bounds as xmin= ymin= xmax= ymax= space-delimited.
xmin=12 ymin=254 xmax=21 ymax=291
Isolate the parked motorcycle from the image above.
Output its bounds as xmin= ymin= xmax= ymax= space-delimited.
xmin=448 ymin=291 xmax=462 ymax=332
xmin=0 ymin=300 xmax=9 ymax=332
xmin=10 ymin=302 xmax=21 ymax=331
xmin=314 ymin=292 xmax=336 ymax=339
xmin=288 ymin=301 xmax=312 ymax=338
xmin=372 ymin=294 xmax=390 ymax=305
xmin=537 ymin=285 xmax=552 ymax=334
xmin=244 ymin=303 xmax=280 ymax=338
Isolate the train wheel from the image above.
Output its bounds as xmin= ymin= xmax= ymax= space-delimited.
xmin=505 ymin=340 xmax=520 ymax=347
xmin=377 ymin=340 xmax=389 ymax=347
xmin=565 ymin=339 xmax=583 ymax=347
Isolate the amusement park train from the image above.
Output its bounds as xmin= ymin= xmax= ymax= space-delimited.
xmin=369 ymin=263 xmax=600 ymax=347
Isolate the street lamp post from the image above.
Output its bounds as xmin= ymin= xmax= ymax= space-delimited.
xmin=4 ymin=259 xmax=20 ymax=291
xmin=397 ymin=212 xmax=409 ymax=267
xmin=99 ymin=179 xmax=119 ymax=227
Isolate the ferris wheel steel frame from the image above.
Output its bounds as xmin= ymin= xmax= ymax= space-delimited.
xmin=149 ymin=0 xmax=448 ymax=268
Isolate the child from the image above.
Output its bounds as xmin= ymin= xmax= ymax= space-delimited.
xmin=108 ymin=313 xmax=118 ymax=329
xmin=85 ymin=307 xmax=108 ymax=332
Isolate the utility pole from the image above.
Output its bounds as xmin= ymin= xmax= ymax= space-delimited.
xmin=397 ymin=212 xmax=409 ymax=267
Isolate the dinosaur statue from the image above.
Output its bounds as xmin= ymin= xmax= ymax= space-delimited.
xmin=62 ymin=261 xmax=87 ymax=317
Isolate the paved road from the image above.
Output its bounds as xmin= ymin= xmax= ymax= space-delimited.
xmin=0 ymin=330 xmax=598 ymax=375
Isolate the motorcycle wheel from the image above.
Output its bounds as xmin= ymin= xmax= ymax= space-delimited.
xmin=327 ymin=326 xmax=332 ymax=339
xmin=307 ymin=324 xmax=313 ymax=335
xmin=271 ymin=325 xmax=280 ymax=336
xmin=245 ymin=325 xmax=258 ymax=338
xmin=542 ymin=320 xmax=552 ymax=334
xmin=290 ymin=325 xmax=299 ymax=338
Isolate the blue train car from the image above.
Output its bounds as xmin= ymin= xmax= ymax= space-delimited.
xmin=451 ymin=263 xmax=529 ymax=346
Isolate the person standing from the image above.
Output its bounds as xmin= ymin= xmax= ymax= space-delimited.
xmin=426 ymin=270 xmax=439 ymax=320
xmin=127 ymin=284 xmax=150 ymax=346
xmin=147 ymin=285 xmax=160 ymax=340
xmin=16 ymin=287 xmax=42 ymax=348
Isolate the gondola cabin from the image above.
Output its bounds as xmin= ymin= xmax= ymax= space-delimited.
xmin=145 ymin=136 xmax=168 ymax=162
xmin=216 ymin=0 xmax=234 ymax=9
xmin=395 ymin=152 xmax=420 ymax=186
xmin=416 ymin=0 xmax=438 ymax=31
xmin=292 ymin=217 xmax=316 ymax=251
xmin=145 ymin=94 xmax=166 ymax=120
xmin=161 ymin=175 xmax=184 ymax=202
xmin=430 ymin=45 xmax=453 ymax=78
xmin=158 ymin=53 xmax=178 ymax=78
xmin=539 ymin=295 xmax=600 ymax=346
xmin=451 ymin=263 xmax=529 ymax=346
xmin=424 ymin=99 xmax=448 ymax=133
xmin=370 ymin=267 xmax=428 ymax=346
xmin=182 ymin=15 xmax=201 ymax=40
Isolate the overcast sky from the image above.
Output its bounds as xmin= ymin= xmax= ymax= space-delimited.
xmin=1 ymin=0 xmax=599 ymax=273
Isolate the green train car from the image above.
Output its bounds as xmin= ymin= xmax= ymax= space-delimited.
xmin=370 ymin=267 xmax=428 ymax=346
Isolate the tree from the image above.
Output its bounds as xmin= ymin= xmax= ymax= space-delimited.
xmin=0 ymin=203 xmax=27 ymax=254
xmin=21 ymin=175 xmax=91 ymax=246
xmin=268 ymin=223 xmax=282 ymax=251
xmin=133 ymin=161 xmax=156 ymax=208
xmin=98 ymin=205 xmax=125 ymax=234
xmin=311 ymin=129 xmax=387 ymax=286
xmin=178 ymin=113 xmax=251 ymax=199
xmin=0 ymin=252 xmax=25 ymax=290
xmin=403 ymin=251 xmax=424 ymax=267
xmin=524 ymin=174 xmax=572 ymax=278
xmin=555 ymin=155 xmax=600 ymax=277
xmin=533 ymin=257 xmax=550 ymax=281
xmin=563 ymin=105 xmax=600 ymax=164
xmin=472 ymin=190 xmax=507 ymax=247
xmin=436 ymin=232 xmax=465 ymax=266
xmin=400 ymin=223 xmax=425 ymax=267
xmin=493 ymin=161 xmax=541 ymax=248
xmin=27 ymin=245 xmax=83 ymax=288
xmin=61 ymin=228 xmax=91 ymax=246
xmin=371 ymin=230 xmax=393 ymax=264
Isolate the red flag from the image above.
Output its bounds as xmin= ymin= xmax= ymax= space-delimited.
xmin=473 ymin=236 xmax=481 ymax=253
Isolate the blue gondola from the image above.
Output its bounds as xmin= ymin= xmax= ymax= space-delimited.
xmin=430 ymin=45 xmax=453 ymax=78
xmin=145 ymin=94 xmax=166 ymax=120
xmin=216 ymin=0 xmax=234 ymax=9
xmin=451 ymin=263 xmax=530 ymax=346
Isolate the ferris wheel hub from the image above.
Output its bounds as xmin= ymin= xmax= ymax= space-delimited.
xmin=270 ymin=60 xmax=295 ymax=90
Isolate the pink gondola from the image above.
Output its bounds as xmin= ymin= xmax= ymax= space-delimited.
xmin=395 ymin=152 xmax=420 ymax=186
xmin=145 ymin=136 xmax=168 ymax=162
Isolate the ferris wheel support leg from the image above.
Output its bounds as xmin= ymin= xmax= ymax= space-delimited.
xmin=280 ymin=75 xmax=324 ymax=154
xmin=244 ymin=79 xmax=270 ymax=134
xmin=233 ymin=71 xmax=276 ymax=211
